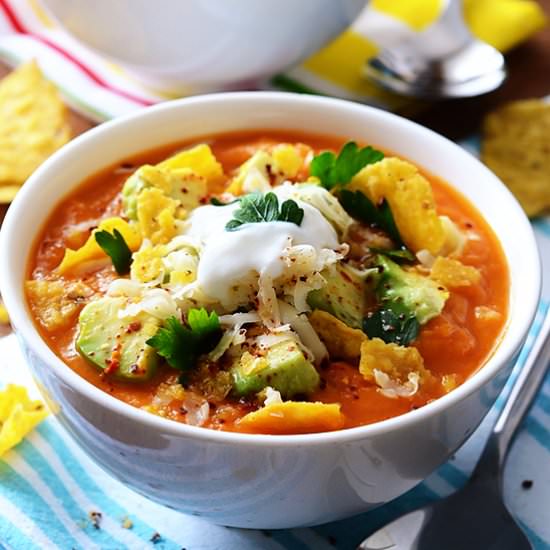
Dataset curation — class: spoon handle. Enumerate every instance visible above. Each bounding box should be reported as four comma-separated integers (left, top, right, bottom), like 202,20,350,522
474,306,550,477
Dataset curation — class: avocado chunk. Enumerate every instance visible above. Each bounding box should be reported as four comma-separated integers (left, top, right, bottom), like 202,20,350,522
363,255,449,346
231,338,320,399
375,255,448,324
307,263,369,329
76,296,161,382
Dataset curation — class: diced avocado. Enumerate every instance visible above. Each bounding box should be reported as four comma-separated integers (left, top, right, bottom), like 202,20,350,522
121,168,147,220
375,255,448,324
76,296,161,382
231,339,320,399
307,263,370,329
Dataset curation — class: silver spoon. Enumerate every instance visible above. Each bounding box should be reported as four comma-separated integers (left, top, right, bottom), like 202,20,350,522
358,307,550,550
364,0,507,99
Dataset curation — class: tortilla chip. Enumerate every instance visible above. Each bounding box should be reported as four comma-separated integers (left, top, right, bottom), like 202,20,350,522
130,242,167,284
137,187,179,245
0,302,8,324
157,144,224,185
270,144,304,178
482,99,550,217
0,61,70,191
359,337,430,386
441,373,459,393
349,158,445,254
0,185,20,204
0,384,48,456
309,309,366,361
57,217,141,275
26,279,93,331
238,401,345,434
430,256,481,288
139,165,207,212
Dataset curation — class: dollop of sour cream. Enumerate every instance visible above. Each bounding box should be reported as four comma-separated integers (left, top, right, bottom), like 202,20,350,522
184,187,341,305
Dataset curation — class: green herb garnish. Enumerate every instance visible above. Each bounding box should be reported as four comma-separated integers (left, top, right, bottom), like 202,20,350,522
94,228,132,275
369,248,415,264
362,301,419,346
225,192,304,231
210,196,241,206
146,309,222,373
339,189,406,248
310,141,384,190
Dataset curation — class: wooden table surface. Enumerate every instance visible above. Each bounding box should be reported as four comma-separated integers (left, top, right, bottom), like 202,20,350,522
0,0,549,335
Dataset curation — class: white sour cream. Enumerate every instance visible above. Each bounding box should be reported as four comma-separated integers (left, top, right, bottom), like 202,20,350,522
184,190,340,306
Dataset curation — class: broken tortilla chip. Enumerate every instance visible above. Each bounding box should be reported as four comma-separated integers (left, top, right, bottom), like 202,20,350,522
0,384,48,456
309,309,366,361
0,302,9,324
157,144,224,185
137,187,179,245
430,256,481,288
349,158,445,254
26,279,93,331
482,99,550,217
359,337,431,389
238,401,345,434
0,185,20,204
57,217,141,275
0,61,71,199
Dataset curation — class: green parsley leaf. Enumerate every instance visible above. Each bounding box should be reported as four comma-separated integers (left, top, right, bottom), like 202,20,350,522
310,141,384,189
362,301,419,346
146,309,222,373
187,308,221,338
94,228,132,275
279,198,305,224
225,192,304,231
339,189,405,247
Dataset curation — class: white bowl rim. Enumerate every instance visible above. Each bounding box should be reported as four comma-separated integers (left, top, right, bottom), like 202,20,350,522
0,91,541,447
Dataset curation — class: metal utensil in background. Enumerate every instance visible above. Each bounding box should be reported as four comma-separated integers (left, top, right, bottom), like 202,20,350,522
364,0,507,99
359,308,550,550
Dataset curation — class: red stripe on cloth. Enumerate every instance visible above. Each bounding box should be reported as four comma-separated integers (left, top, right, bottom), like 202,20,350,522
0,0,156,107
0,0,22,32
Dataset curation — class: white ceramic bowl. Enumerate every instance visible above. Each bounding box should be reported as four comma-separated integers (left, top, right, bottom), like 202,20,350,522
40,0,367,91
0,93,540,528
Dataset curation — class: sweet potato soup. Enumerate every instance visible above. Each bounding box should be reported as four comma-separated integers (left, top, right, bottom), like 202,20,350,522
26,131,508,434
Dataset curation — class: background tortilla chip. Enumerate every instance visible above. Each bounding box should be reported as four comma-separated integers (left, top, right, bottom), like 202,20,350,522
0,60,71,201
482,99,550,217
0,185,20,203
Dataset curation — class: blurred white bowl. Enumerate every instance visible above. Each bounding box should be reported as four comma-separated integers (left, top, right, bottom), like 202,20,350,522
40,0,367,91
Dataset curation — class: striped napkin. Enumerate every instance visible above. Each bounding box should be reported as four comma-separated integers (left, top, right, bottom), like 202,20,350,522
1,1,550,549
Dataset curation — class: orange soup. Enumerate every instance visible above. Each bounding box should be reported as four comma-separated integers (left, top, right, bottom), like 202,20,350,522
26,131,508,434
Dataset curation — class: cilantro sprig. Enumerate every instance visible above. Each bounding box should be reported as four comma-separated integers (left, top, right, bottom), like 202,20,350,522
225,192,304,231
310,141,384,190
94,229,132,275
146,308,222,373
